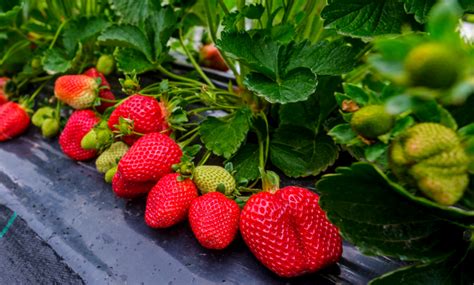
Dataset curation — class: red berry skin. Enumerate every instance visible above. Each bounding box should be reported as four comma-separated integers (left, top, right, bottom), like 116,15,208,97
118,132,182,182
188,192,240,250
0,94,7,105
112,170,156,199
54,75,98,109
240,186,342,278
145,173,198,228
59,110,100,161
0,102,30,141
108,95,165,145
200,44,229,72
83,67,115,113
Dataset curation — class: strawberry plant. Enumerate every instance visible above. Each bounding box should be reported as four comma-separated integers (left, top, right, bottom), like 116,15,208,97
0,0,473,283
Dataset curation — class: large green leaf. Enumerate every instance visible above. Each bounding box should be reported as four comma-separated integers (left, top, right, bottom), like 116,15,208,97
0,5,20,28
317,163,466,261
322,0,409,38
199,107,252,159
114,48,155,74
370,248,474,284
228,143,260,182
287,39,366,76
244,69,317,104
42,48,73,74
98,24,153,62
146,6,177,61
63,17,111,56
403,0,435,23
108,0,160,26
218,32,318,103
270,127,338,178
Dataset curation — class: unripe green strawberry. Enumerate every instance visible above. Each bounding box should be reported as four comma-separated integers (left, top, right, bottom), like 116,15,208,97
193,165,236,195
404,42,462,89
96,54,115,76
105,166,118,183
350,105,394,139
41,118,60,138
81,129,99,150
32,107,55,127
389,123,470,205
96,142,129,173
80,122,113,150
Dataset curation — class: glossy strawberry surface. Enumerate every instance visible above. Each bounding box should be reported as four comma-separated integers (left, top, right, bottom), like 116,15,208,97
112,170,155,199
240,186,342,277
145,173,198,228
108,95,165,145
0,102,30,141
59,110,100,160
188,192,240,250
83,67,115,113
118,132,182,182
54,75,98,109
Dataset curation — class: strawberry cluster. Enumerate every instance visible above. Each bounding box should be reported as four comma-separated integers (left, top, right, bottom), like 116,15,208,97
0,68,342,278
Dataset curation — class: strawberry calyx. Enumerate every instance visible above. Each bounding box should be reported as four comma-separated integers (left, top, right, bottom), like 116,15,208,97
119,73,141,95
260,169,280,194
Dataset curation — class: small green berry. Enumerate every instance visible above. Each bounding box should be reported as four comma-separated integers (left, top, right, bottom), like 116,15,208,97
351,105,394,139
41,118,60,138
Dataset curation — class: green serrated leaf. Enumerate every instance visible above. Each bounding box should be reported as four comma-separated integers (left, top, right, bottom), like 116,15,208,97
370,247,473,284
428,0,463,44
108,0,160,26
0,5,20,28
200,107,252,159
270,127,338,177
98,24,153,62
328,123,358,144
288,39,366,75
322,0,409,38
228,143,260,182
63,17,111,56
42,48,73,74
317,163,467,261
241,4,264,19
403,0,435,24
244,68,317,104
114,47,155,74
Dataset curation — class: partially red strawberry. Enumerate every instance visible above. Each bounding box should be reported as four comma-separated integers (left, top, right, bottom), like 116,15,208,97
54,75,99,109
118,132,182,182
0,102,30,141
108,95,165,145
59,110,100,160
188,192,240,250
83,67,115,113
157,101,171,135
112,170,155,199
0,77,9,105
240,186,342,277
145,173,198,228
200,44,229,72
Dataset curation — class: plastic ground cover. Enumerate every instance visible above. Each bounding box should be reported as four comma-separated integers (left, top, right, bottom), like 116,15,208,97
0,126,405,284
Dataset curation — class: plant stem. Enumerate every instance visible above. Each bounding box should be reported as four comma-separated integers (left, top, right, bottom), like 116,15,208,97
179,29,215,88
49,20,67,50
157,65,203,86
198,150,212,166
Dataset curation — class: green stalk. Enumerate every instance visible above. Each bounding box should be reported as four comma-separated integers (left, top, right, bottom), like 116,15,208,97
157,65,203,86
198,150,212,166
203,0,242,86
178,29,215,88
49,20,67,49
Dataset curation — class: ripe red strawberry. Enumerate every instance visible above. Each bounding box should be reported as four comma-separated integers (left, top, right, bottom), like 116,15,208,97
118,132,182,182
0,102,30,141
145,173,198,228
200,44,228,72
55,75,99,109
108,95,166,145
112,170,155,199
188,192,240,250
83,67,115,113
59,110,100,160
240,186,342,277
